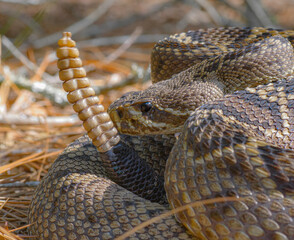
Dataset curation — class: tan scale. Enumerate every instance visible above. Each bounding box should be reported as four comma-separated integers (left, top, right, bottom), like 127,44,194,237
28,32,196,240
29,28,294,240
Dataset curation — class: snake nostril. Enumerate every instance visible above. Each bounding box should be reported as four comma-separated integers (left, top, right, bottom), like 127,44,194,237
116,108,123,119
131,119,136,126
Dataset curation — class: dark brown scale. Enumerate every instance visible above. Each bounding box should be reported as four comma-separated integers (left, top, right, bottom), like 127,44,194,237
29,33,196,239
166,77,294,239
29,28,294,240
152,27,294,82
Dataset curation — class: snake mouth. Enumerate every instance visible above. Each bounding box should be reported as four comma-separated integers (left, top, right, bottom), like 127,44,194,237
108,106,140,134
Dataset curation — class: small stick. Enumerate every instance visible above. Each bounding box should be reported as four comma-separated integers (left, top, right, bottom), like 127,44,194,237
0,181,40,188
1,36,54,81
0,113,79,125
105,27,143,63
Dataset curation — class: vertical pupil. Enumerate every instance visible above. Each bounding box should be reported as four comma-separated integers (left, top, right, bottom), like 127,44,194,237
141,102,152,112
117,109,123,118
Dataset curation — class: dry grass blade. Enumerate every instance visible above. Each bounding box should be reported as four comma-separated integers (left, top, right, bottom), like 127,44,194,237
194,0,224,25
0,151,63,175
0,114,79,125
0,226,24,240
30,51,51,82
105,27,143,63
1,36,53,81
115,197,241,240
0,199,9,211
1,1,293,239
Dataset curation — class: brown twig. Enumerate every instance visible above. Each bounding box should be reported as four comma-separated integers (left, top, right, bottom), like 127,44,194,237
0,113,79,125
194,0,224,26
245,0,276,27
94,64,150,94
0,226,23,240
0,150,63,175
0,69,68,106
1,36,54,81
0,182,39,188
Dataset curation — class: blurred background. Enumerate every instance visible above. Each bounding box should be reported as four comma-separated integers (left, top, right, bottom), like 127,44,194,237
0,0,294,239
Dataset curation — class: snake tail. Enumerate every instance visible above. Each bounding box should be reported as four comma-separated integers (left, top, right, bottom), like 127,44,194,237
30,28,294,240
56,32,166,203
57,32,120,152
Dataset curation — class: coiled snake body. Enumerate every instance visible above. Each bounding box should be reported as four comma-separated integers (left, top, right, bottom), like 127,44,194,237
29,28,294,240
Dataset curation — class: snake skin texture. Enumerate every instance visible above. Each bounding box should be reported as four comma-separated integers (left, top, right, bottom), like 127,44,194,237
29,28,294,240
151,27,294,82
29,135,194,239
165,78,294,239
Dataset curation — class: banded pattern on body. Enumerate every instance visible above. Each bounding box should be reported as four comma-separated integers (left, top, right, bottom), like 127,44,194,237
165,78,294,239
28,32,194,240
109,27,294,239
29,28,294,240
152,27,294,82
109,30,294,136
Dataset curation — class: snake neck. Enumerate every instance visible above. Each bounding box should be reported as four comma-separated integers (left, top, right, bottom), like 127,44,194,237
101,140,167,204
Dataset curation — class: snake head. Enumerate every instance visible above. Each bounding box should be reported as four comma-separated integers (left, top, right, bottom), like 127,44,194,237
108,78,223,135
108,85,186,135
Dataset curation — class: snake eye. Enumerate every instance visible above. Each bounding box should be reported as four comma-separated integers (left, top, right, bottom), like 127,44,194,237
140,102,152,113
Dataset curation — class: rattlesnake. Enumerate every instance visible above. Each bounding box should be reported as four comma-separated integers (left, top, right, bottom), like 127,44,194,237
29,27,294,240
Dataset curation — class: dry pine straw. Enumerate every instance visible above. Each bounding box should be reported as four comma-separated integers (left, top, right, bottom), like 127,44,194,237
0,122,84,239
1,0,294,238
0,34,153,238
0,86,123,239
